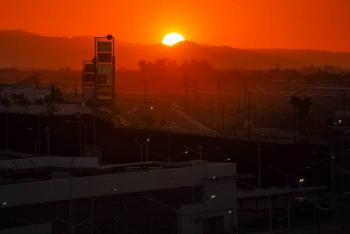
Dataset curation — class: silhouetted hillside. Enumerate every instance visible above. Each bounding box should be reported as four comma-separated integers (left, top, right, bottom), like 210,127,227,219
1,30,350,70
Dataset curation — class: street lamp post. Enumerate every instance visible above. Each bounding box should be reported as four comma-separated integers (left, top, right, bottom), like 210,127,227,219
203,194,217,234
297,153,317,187
266,165,310,233
148,105,154,128
135,137,150,162
258,142,262,189
298,150,338,211
181,146,221,233
5,112,9,151
255,133,265,190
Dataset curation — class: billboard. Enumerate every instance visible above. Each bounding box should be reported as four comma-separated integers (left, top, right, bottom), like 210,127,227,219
97,53,112,63
84,63,96,73
97,42,112,52
83,61,96,98
94,36,115,102
82,36,115,103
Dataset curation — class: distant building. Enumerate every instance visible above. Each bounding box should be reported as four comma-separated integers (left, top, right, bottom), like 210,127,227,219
0,84,91,115
0,84,50,103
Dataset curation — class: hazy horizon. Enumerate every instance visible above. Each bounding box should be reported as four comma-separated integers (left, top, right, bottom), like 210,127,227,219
1,0,350,52
1,29,350,53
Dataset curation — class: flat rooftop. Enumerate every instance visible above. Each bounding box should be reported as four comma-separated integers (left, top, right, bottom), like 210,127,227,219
0,151,235,186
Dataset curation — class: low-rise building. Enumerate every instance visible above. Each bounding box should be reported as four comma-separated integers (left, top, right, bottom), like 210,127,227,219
0,84,50,103
0,156,237,234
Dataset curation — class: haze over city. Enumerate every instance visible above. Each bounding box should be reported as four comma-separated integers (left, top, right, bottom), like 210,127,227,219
1,1,350,234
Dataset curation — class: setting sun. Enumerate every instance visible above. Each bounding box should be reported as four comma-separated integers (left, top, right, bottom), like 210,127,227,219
162,33,185,46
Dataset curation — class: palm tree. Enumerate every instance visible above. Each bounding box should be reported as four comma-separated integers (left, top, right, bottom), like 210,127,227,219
290,96,312,141
49,84,63,103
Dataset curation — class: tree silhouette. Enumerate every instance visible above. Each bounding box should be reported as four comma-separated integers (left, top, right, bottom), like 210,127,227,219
48,84,63,103
137,60,147,72
290,95,312,136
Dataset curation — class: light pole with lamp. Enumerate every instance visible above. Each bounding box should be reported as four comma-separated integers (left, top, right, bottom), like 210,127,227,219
135,137,151,162
5,112,9,151
185,145,221,186
147,105,154,128
257,133,265,189
184,145,221,233
266,165,310,232
297,150,337,210
202,193,217,234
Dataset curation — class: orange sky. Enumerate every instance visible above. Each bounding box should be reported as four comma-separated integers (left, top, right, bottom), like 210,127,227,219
1,0,350,51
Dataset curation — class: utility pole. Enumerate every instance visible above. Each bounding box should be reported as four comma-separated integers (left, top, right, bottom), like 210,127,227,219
38,114,41,156
78,116,82,157
217,78,223,131
193,80,198,119
193,80,198,106
244,87,252,138
198,145,203,160
6,112,9,151
93,117,96,152
46,127,50,156
146,138,149,161
248,91,251,138
209,101,213,129
266,165,311,233
183,82,189,113
331,150,336,210
135,138,151,162
167,132,170,158
269,195,272,233
343,90,346,124
143,81,148,106
217,78,222,105
258,142,261,189
90,198,95,234
83,124,87,156
222,103,225,132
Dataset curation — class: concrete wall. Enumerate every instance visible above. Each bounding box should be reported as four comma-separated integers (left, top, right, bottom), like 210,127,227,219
0,224,51,234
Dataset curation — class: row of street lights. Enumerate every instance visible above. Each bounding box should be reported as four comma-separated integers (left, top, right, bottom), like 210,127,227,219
135,137,151,162
135,136,223,163
24,114,96,157
137,140,316,234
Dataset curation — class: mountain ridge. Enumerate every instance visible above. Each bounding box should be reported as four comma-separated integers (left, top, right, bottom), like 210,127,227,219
0,30,349,70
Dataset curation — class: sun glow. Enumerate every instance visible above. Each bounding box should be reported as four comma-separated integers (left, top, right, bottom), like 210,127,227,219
162,32,185,46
